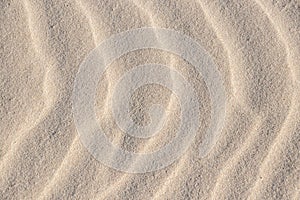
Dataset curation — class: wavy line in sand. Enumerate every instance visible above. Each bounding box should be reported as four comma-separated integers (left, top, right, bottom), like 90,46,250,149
98,0,231,198
74,0,98,46
0,1,65,199
254,0,299,85
197,0,296,198
36,0,101,198
96,2,181,198
248,90,300,199
90,1,225,198
98,0,232,197
0,0,59,167
210,115,263,198
245,1,300,198
2,0,298,199
36,1,173,198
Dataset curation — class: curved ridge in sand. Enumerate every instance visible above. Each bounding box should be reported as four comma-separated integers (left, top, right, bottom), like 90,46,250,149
0,0,299,199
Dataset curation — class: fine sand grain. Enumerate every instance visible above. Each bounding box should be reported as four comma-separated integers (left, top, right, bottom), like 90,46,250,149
0,0,299,199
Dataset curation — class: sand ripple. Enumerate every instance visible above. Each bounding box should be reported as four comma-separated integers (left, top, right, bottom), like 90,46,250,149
0,0,299,199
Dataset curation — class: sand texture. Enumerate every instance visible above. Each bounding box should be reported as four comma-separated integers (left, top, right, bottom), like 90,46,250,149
0,0,299,199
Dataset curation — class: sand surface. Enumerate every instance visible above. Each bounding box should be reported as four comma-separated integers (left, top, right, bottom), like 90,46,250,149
1,0,299,199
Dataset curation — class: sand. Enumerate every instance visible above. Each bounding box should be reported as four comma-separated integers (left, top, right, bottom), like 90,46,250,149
0,0,299,199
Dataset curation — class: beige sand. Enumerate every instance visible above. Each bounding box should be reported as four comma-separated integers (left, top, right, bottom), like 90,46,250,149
0,0,299,199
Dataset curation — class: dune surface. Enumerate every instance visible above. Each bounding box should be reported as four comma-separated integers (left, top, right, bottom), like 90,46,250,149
0,0,299,199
